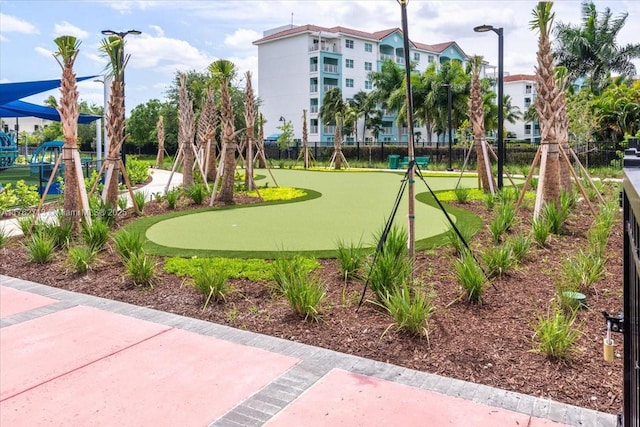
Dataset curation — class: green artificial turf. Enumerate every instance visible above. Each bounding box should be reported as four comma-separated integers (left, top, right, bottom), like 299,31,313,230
130,169,492,259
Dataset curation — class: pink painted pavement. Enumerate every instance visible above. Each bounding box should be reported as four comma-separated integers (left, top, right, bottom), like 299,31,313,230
1,326,299,426
0,285,57,318
267,369,571,427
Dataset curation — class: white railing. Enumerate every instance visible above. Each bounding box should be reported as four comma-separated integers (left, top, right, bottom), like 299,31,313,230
380,53,393,61
310,64,318,72
324,125,336,134
324,85,338,92
310,105,318,113
310,84,318,93
310,126,319,134
323,64,338,73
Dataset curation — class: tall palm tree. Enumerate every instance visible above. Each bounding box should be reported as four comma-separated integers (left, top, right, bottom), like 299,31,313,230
319,88,347,169
155,115,165,168
243,70,256,191
468,55,494,192
210,59,238,203
369,59,405,141
351,90,373,145
554,1,640,94
178,73,195,187
531,1,561,211
100,35,128,208
554,66,573,192
52,35,87,229
197,86,218,181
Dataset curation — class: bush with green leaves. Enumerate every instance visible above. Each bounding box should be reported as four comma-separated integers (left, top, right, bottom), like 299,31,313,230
532,303,582,360
561,249,606,292
165,188,181,209
532,217,551,247
453,187,471,203
367,225,411,304
84,170,103,194
24,233,55,264
271,255,317,294
14,180,40,210
118,195,129,211
454,250,487,304
542,202,567,235
17,215,35,236
281,273,326,322
125,157,150,185
508,232,532,263
446,222,473,256
0,226,8,249
336,238,365,282
82,219,110,252
190,260,230,311
44,220,73,249
382,285,435,337
89,196,117,226
482,244,514,278
0,183,17,214
186,183,207,205
113,229,145,261
67,245,96,274
484,192,496,211
133,191,147,213
126,252,157,287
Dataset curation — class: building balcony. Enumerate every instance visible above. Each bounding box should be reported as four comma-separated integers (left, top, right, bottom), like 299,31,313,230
324,85,338,92
310,126,319,134
324,125,336,134
310,85,318,93
310,105,318,113
309,43,341,54
310,64,318,72
323,64,338,74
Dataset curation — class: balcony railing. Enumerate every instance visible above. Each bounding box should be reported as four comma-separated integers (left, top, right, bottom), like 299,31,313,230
380,53,394,61
310,126,319,134
310,84,318,93
323,125,336,134
324,85,338,92
323,64,338,73
310,105,318,113
309,43,341,53
310,64,318,72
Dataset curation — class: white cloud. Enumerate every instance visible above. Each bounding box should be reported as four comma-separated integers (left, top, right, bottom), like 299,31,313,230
34,46,53,58
0,13,39,34
53,21,89,39
126,34,213,73
148,25,164,37
224,29,261,50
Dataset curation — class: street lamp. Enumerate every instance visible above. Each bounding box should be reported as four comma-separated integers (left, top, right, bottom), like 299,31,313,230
101,29,141,168
442,83,453,171
474,24,504,190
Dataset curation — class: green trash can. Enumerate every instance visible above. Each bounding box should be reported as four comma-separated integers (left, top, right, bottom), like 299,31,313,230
388,154,400,169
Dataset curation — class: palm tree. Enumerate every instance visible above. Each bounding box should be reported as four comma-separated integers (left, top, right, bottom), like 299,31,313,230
210,59,237,203
100,35,128,208
554,1,640,94
531,1,561,212
196,86,218,181
369,59,405,141
155,115,165,168
468,55,494,192
243,71,256,191
178,74,195,187
320,88,348,170
351,90,373,145
52,35,88,229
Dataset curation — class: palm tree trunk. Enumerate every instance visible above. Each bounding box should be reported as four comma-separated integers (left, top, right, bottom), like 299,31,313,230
217,142,236,202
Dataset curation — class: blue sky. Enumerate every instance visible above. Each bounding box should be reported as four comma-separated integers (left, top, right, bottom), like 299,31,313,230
1,0,638,115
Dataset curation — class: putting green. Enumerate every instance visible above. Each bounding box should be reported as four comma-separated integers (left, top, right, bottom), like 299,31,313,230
144,169,479,255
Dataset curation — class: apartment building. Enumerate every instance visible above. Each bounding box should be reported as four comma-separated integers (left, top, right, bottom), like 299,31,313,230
253,24,468,145
503,74,540,143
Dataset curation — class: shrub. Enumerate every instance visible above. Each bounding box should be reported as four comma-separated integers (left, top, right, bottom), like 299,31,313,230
587,222,610,256
25,233,55,264
17,214,35,236
482,244,514,278
190,261,230,311
281,273,326,321
454,250,487,304
0,226,8,249
0,183,17,214
125,157,150,185
186,183,208,205
542,202,567,235
532,303,582,360
133,191,147,213
271,255,316,294
382,285,435,337
532,217,551,247
561,249,606,292
89,196,117,226
118,195,129,211
484,192,496,211
165,188,181,209
453,187,470,203
336,238,365,282
367,225,411,303
14,180,40,210
82,219,110,252
46,219,73,249
446,222,473,256
67,245,96,274
508,232,532,263
113,229,145,261
126,252,157,287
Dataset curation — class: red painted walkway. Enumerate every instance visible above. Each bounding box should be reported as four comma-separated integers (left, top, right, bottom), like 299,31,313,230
0,281,612,426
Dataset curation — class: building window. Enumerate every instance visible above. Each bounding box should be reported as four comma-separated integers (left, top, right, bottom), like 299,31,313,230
524,97,531,108
428,55,435,63
364,61,372,71
345,59,354,68
346,78,354,88
524,124,531,135
364,42,372,52
414,52,420,61
365,80,372,90
345,39,354,49
525,84,533,94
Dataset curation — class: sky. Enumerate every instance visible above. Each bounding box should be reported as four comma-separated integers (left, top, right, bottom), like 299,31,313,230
1,0,639,115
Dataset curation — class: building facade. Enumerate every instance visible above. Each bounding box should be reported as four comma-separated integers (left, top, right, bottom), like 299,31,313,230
253,24,468,145
503,74,540,143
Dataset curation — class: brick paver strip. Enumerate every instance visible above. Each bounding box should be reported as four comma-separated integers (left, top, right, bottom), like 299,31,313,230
0,285,57,318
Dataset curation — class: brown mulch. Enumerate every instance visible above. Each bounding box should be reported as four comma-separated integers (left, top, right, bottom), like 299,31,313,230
0,194,624,415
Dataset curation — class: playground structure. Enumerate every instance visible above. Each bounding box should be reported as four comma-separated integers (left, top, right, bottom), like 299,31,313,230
0,132,18,169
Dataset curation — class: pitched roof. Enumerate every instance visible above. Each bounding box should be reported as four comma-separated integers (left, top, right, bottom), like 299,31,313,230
504,74,536,82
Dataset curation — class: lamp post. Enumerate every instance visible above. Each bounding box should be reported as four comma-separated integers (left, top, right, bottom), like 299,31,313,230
474,24,504,190
442,83,453,171
101,29,141,169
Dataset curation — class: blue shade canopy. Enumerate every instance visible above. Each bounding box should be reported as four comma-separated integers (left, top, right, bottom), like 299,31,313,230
0,100,100,124
0,76,96,105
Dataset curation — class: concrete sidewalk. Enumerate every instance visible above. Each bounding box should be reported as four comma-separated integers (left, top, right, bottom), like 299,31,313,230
0,275,616,427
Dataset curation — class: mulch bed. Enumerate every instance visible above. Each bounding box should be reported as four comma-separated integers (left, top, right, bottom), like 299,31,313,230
0,194,624,415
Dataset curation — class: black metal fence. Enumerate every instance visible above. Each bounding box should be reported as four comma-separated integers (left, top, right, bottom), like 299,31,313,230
621,145,640,427
263,142,622,169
